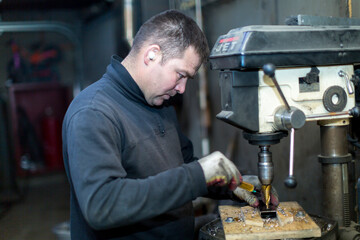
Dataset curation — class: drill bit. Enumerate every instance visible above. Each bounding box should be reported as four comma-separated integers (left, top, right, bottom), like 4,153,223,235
262,184,271,209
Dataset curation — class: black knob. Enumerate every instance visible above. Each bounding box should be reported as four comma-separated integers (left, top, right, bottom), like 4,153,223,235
284,176,297,188
350,106,360,118
263,63,276,78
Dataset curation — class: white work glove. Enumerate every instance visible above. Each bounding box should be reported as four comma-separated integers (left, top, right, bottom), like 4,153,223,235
233,175,279,207
198,151,241,191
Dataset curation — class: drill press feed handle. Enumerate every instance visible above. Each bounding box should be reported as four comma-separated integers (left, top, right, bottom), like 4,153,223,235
263,63,291,111
338,70,354,94
274,106,306,131
263,63,306,131
285,128,297,188
262,64,303,188
263,63,276,78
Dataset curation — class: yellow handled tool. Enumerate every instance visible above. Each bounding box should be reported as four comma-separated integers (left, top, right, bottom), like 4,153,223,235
238,181,257,193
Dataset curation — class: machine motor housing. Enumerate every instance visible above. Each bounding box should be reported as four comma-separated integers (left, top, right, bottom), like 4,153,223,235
211,25,360,133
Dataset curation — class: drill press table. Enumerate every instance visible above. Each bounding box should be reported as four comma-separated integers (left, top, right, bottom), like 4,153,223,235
218,202,321,240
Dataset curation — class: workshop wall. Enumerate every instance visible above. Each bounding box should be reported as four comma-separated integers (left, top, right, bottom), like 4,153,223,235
81,0,169,88
82,11,119,88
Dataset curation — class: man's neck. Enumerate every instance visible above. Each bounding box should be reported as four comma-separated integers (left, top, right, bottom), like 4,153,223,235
121,56,144,92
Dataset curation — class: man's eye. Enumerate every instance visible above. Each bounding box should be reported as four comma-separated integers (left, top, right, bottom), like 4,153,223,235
178,73,185,79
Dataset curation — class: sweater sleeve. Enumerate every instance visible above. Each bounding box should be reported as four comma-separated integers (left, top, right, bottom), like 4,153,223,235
65,108,208,230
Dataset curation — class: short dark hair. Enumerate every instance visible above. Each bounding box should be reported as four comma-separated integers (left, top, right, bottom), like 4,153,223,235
131,10,209,64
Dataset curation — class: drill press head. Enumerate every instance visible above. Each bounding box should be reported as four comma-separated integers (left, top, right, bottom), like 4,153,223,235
209,25,358,133
209,25,360,204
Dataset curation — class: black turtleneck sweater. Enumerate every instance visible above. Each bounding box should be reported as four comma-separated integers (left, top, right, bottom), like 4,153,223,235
62,55,208,239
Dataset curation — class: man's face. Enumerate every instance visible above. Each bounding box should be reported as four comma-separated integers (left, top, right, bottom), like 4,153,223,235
143,46,201,106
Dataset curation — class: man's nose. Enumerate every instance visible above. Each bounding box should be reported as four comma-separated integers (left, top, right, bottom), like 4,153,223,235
174,78,187,94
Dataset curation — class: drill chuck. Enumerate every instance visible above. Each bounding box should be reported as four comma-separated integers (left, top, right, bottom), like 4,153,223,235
258,146,274,185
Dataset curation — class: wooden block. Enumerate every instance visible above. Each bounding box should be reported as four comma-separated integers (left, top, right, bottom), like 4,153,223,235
219,201,321,240
241,206,263,227
276,205,294,227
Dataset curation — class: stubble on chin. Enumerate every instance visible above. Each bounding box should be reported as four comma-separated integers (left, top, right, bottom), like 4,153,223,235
149,97,163,106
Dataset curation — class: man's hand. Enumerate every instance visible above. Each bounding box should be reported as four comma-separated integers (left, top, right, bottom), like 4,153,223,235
198,151,241,191
233,175,279,207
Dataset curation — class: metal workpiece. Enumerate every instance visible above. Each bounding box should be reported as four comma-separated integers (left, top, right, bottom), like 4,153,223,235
274,106,306,131
258,145,274,186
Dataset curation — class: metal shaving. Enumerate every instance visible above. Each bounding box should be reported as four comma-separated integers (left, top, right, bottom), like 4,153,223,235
277,206,286,216
296,211,305,218
251,208,258,218
263,217,278,229
238,212,245,222
326,223,332,231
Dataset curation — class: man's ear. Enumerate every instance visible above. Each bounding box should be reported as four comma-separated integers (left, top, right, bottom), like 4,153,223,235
148,51,156,60
144,45,161,65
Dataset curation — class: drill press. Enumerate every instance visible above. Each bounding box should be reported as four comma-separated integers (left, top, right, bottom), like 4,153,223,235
209,24,360,221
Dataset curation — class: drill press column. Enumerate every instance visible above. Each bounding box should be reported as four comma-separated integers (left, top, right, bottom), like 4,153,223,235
318,119,352,227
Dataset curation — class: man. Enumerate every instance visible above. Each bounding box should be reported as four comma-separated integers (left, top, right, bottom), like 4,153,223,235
62,9,277,239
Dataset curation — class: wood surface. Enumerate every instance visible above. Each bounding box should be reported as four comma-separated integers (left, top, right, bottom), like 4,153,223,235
219,201,321,240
